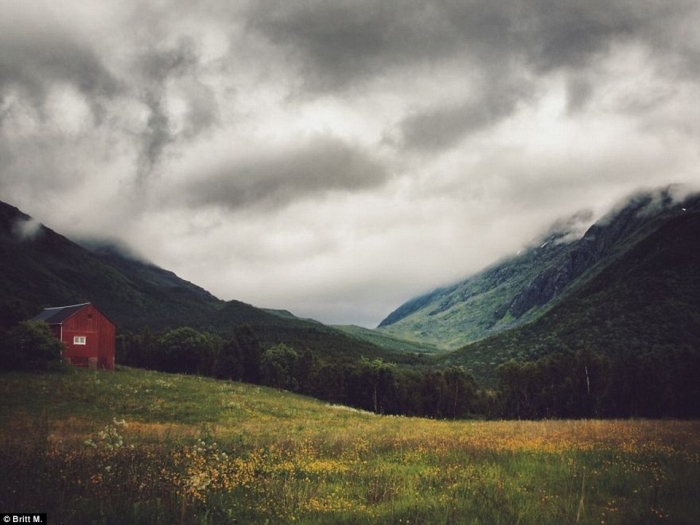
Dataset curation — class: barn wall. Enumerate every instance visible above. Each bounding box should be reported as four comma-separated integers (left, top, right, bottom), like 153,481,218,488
61,304,115,370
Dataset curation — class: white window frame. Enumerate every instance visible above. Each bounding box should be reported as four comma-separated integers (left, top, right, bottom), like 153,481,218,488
73,336,87,345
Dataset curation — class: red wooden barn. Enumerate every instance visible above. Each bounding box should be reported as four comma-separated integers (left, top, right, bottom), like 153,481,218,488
30,303,116,370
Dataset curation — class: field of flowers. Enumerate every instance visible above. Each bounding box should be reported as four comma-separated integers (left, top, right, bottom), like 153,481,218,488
1,367,699,524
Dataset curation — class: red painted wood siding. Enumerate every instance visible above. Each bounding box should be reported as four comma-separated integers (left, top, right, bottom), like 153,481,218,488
60,304,115,370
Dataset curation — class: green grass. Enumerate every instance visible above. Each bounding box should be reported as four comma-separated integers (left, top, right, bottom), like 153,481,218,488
332,324,442,354
1,367,699,524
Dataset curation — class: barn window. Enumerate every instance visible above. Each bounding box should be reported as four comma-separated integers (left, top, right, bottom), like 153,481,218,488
74,336,87,345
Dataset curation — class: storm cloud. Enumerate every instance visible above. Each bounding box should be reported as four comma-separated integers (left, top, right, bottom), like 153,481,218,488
1,0,699,325
0,25,120,113
172,136,391,211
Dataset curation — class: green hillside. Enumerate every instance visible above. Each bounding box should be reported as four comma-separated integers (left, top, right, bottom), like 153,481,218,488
378,189,700,350
332,324,441,354
442,212,700,390
377,243,570,349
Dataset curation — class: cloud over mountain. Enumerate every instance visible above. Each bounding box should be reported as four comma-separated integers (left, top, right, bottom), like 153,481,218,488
1,0,699,325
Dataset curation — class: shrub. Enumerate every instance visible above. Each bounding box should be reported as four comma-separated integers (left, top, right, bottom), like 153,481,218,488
0,321,65,371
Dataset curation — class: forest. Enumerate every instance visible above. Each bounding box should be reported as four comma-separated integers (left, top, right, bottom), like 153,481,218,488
3,319,699,420
109,324,700,419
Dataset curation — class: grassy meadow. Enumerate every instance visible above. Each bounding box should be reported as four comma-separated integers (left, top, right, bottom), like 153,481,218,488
1,367,699,524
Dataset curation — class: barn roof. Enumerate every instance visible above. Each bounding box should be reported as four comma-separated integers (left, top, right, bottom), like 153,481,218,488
30,303,91,325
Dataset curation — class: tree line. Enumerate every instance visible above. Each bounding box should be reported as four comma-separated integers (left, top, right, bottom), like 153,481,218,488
114,324,700,419
116,325,481,419
496,346,700,419
3,321,699,419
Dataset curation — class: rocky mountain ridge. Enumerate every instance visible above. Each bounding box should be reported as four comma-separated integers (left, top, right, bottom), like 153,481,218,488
378,187,700,349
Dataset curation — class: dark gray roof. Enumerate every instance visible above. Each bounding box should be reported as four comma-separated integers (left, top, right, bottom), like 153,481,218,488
29,303,90,325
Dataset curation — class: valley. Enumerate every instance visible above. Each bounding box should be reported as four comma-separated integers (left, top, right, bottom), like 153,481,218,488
2,187,700,419
2,188,700,523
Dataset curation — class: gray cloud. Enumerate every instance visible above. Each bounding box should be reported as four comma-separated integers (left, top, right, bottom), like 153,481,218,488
12,216,43,241
175,136,391,211
249,1,406,92
250,0,700,149
138,93,173,180
398,76,536,151
0,6,221,187
399,100,504,152
1,0,699,326
565,74,595,114
516,1,636,72
138,37,200,84
248,1,654,86
0,26,120,124
134,37,219,180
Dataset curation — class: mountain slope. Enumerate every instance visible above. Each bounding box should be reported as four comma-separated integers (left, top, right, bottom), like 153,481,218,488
0,200,413,362
332,324,440,354
378,188,700,350
441,209,700,386
0,200,235,329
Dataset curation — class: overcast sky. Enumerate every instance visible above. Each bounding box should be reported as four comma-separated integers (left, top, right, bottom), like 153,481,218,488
2,0,699,326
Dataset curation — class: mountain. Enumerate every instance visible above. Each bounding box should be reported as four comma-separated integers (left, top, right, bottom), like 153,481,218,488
332,324,440,354
0,200,414,362
1,200,228,329
378,187,700,350
441,206,700,388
